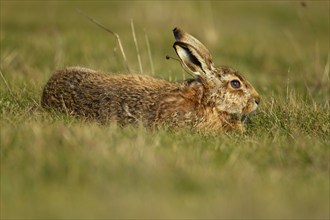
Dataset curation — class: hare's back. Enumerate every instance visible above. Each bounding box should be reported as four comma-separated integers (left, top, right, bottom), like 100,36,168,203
50,66,171,88
41,67,175,123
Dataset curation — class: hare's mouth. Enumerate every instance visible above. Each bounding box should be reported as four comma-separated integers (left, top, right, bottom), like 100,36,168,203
231,113,246,122
240,114,248,123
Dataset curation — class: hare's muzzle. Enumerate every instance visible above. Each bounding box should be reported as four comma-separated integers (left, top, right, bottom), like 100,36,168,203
240,95,260,123
250,91,261,112
254,96,261,106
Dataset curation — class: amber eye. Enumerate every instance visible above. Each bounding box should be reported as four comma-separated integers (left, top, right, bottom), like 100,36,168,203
230,80,241,89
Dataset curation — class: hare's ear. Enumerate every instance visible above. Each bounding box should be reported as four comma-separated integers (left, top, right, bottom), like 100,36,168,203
173,28,215,81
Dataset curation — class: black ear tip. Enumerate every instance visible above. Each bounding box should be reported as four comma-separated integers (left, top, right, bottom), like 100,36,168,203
173,27,183,39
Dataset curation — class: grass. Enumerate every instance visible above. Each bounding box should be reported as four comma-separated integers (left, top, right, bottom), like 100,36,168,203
1,1,329,219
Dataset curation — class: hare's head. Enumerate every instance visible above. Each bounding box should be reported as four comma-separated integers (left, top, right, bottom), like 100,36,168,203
173,28,260,121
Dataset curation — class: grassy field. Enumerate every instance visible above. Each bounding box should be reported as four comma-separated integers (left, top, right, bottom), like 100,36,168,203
1,1,329,219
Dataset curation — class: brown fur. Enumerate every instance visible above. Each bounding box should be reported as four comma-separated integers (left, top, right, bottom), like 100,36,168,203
41,28,260,133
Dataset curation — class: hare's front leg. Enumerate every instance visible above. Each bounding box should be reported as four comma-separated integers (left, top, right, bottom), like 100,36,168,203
223,120,245,133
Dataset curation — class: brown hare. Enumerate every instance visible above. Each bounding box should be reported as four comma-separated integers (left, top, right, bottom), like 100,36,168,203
41,28,260,133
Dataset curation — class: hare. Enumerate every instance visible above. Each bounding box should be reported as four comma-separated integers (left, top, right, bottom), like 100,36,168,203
41,27,260,133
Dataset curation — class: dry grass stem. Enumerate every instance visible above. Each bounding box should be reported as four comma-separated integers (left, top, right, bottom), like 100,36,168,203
75,8,131,73
0,70,18,105
131,19,143,73
144,29,155,75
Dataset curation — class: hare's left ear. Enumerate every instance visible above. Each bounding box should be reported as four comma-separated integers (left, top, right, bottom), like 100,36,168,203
173,27,215,82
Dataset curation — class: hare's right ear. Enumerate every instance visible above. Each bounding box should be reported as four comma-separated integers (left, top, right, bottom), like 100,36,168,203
172,28,215,83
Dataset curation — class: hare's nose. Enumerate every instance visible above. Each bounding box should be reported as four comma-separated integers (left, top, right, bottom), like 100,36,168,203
254,96,261,105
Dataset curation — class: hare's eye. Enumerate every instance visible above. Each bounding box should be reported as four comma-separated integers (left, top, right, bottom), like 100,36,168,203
230,80,241,89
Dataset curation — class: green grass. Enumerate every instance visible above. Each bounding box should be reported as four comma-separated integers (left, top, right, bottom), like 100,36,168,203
1,1,329,219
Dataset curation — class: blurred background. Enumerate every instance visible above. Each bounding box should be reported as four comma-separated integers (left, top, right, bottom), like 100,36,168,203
1,1,329,101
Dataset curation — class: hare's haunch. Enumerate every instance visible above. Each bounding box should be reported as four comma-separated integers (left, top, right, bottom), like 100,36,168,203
41,28,260,133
